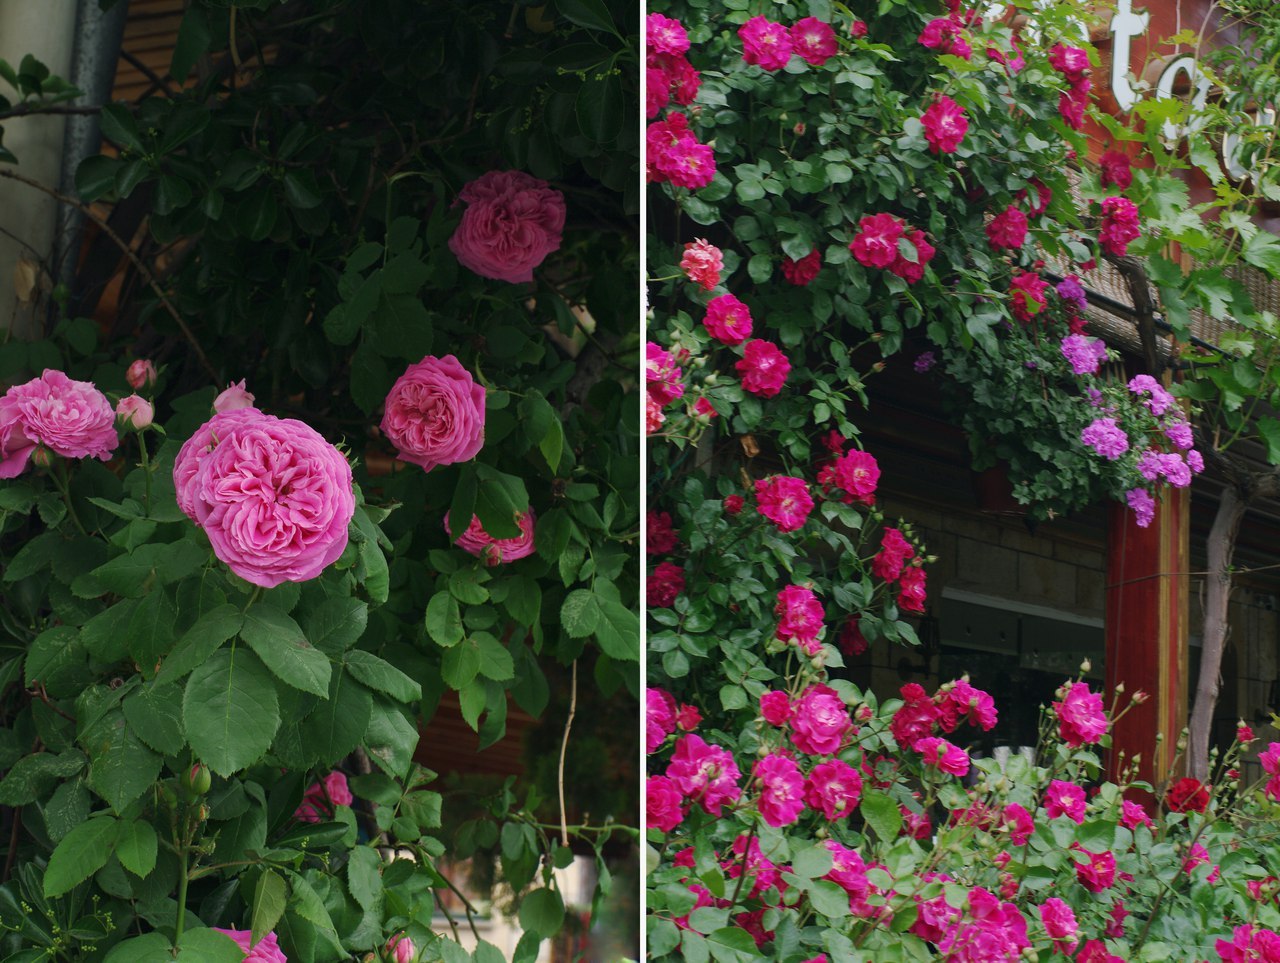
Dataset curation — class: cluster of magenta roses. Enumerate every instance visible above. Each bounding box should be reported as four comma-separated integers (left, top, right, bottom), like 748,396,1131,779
647,653,1280,961
647,440,929,656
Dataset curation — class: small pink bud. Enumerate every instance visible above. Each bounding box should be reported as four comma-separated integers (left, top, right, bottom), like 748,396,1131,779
116,394,154,430
793,122,807,136
387,934,416,963
31,447,53,469
213,379,255,413
850,20,867,38
1132,690,1149,704
126,358,157,391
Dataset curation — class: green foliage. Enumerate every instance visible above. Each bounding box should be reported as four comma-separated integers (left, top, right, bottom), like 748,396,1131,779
0,0,639,959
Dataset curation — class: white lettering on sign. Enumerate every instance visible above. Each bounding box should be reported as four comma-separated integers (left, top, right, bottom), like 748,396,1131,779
1109,0,1152,111
1154,54,1212,138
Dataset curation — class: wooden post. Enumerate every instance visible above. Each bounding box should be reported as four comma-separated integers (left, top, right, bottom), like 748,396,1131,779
1104,487,1188,785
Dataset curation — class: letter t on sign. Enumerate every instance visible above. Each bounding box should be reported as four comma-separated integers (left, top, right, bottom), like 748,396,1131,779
1109,0,1150,112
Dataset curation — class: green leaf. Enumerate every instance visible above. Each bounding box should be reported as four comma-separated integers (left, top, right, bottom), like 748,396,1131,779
252,870,288,948
76,155,120,202
594,596,639,660
237,189,279,241
860,789,902,841
576,72,623,143
706,927,762,963
84,710,162,813
518,886,565,937
807,878,851,917
561,589,600,637
556,0,615,32
791,844,835,879
1260,417,1280,464
0,751,85,806
474,463,529,539
442,638,481,689
242,605,332,697
449,567,490,604
308,665,372,764
347,846,383,912
4,531,58,582
126,588,179,675
425,591,464,647
344,650,421,702
364,699,420,775
176,928,245,963
285,872,344,951
104,933,173,963
170,5,211,83
122,685,186,756
183,647,281,776
116,819,158,879
43,816,118,898
474,632,514,681
156,605,244,685
100,103,143,152
302,597,368,655
24,626,83,694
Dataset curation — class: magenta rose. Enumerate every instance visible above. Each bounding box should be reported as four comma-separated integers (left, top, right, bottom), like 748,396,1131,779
443,510,535,566
0,370,118,478
647,775,685,832
294,770,354,823
381,355,486,472
172,407,267,520
188,414,355,588
448,170,566,283
212,929,287,963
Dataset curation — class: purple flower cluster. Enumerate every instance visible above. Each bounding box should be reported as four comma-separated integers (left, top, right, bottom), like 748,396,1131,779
1059,334,1107,375
1137,450,1193,488
1128,375,1174,416
1081,418,1129,460
1056,274,1088,316
914,351,937,374
1127,488,1156,527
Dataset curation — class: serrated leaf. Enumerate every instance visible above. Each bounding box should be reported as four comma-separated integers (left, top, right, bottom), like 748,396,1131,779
183,647,280,776
425,591,464,647
347,846,383,912
242,605,331,697
156,604,243,685
43,816,118,897
0,751,85,806
84,709,162,812
344,650,421,702
122,685,186,755
860,789,902,841
302,597,368,656
251,870,287,947
116,819,158,878
474,632,514,681
519,886,565,937
308,665,372,764
560,589,600,637
593,596,638,660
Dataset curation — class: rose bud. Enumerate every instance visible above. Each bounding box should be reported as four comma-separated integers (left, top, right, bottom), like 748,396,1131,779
126,358,157,391
213,379,255,413
116,394,154,430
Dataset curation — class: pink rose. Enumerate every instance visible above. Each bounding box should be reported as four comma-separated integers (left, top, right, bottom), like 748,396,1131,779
739,16,793,71
647,688,678,753
850,213,904,269
781,250,822,286
920,94,968,154
888,228,934,284
1099,150,1133,190
666,734,741,816
1040,897,1078,952
775,584,825,653
1074,846,1116,892
897,566,927,613
448,170,565,283
703,293,753,345
647,113,716,190
387,933,417,963
791,683,852,755
115,394,154,430
188,414,355,587
1099,195,1141,256
647,13,690,55
1009,269,1049,322
760,690,792,726
381,355,485,472
871,527,914,581
648,561,685,607
804,758,862,819
444,510,535,566
0,370,118,478
791,18,837,66
681,238,722,290
914,736,970,776
753,753,806,826
1053,681,1108,747
126,358,157,391
986,204,1028,250
213,378,255,413
212,929,287,963
1045,779,1087,823
295,770,354,823
735,340,790,398
647,511,679,555
647,775,685,832
755,475,813,533
172,407,266,520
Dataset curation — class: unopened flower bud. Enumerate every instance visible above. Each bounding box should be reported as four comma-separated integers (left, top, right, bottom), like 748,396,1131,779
387,934,417,963
1133,690,1149,704
704,372,718,386
31,447,53,469
126,359,157,391
1079,658,1091,674
116,394,154,430
793,122,806,136
213,379,255,414
850,20,868,38
182,763,212,797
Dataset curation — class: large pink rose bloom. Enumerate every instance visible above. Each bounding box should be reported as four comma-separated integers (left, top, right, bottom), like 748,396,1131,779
212,929,287,963
0,370,118,478
448,170,566,283
173,407,267,520
381,355,485,472
1052,681,1108,747
189,415,355,588
443,510,535,566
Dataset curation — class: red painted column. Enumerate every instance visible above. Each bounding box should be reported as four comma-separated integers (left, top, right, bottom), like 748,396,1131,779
1104,487,1188,785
